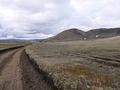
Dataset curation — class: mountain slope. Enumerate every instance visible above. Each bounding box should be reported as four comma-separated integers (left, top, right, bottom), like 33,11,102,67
44,28,86,42
86,28,120,39
43,28,120,42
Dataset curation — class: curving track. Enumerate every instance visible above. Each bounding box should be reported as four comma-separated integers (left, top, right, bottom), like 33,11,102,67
0,47,57,90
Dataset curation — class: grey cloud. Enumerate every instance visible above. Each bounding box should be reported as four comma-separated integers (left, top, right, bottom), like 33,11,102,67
0,0,120,39
0,24,3,29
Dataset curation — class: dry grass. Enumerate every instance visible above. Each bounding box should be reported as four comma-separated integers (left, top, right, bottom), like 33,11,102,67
0,41,29,50
26,37,120,90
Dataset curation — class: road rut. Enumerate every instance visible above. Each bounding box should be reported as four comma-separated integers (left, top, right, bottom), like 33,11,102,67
0,47,57,90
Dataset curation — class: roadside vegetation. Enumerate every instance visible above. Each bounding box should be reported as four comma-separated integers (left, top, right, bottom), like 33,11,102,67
26,36,120,90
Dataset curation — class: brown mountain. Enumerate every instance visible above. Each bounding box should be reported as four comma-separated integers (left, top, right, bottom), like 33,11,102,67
43,28,120,42
43,28,86,42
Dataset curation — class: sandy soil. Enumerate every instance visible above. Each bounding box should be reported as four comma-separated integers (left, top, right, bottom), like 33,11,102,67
0,47,57,90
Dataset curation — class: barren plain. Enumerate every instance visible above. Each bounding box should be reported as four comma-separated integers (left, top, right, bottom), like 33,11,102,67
0,36,120,90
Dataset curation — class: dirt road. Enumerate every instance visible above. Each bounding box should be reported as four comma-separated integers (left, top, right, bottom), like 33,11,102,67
0,47,57,90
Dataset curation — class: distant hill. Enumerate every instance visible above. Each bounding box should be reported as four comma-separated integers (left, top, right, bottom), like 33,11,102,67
1,39,42,42
86,28,120,39
43,28,120,42
43,28,86,42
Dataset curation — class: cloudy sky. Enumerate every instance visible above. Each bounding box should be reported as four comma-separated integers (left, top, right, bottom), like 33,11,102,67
0,0,120,39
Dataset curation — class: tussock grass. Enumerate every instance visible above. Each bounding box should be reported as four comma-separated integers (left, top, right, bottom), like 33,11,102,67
26,37,120,90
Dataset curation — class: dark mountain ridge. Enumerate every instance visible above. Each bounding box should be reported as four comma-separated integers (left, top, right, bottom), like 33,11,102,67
86,28,120,39
43,28,120,42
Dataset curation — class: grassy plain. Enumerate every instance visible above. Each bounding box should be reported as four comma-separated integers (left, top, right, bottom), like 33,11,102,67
0,41,28,50
26,36,120,90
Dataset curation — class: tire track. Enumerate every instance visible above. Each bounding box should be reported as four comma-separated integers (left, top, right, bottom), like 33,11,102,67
0,48,24,90
0,49,19,76
0,47,58,90
21,50,58,90
58,51,120,68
